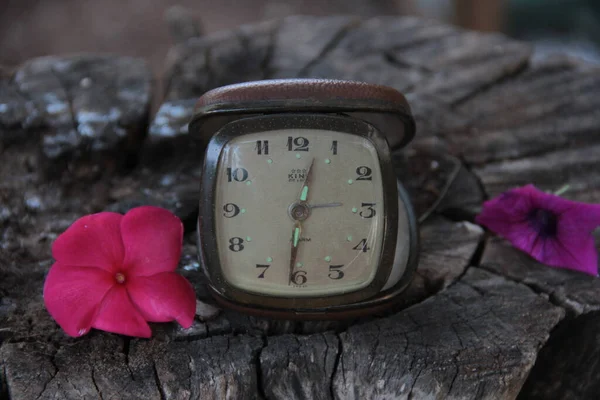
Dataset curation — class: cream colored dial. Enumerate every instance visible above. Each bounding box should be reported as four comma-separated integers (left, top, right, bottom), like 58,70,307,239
215,129,385,297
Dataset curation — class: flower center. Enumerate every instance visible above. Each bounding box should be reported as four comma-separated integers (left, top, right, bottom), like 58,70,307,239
115,272,126,284
528,208,558,238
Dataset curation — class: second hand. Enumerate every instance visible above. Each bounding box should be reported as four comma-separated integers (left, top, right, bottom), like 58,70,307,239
310,202,343,209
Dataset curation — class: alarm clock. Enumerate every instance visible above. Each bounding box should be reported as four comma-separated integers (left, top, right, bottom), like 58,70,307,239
191,79,418,319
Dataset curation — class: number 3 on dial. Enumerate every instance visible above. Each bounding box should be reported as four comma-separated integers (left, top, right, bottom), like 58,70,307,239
359,203,376,218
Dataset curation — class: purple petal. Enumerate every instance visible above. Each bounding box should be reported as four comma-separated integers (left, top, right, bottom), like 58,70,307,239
560,203,600,233
531,235,598,276
477,185,539,254
477,184,600,276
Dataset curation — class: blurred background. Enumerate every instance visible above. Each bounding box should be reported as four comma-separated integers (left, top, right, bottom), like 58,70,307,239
1,0,599,73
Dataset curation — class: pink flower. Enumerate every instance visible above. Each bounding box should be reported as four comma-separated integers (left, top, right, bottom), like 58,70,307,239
476,184,600,276
43,206,196,338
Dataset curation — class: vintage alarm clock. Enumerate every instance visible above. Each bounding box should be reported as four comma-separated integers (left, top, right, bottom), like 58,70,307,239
191,79,418,319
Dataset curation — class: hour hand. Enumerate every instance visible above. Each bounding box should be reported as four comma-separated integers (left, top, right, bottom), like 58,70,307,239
289,221,301,285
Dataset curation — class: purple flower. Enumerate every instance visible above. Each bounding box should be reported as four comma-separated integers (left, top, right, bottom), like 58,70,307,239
476,184,600,276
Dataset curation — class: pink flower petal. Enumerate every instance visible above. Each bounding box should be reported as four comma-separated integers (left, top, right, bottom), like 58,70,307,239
127,272,196,328
52,212,124,273
92,285,151,338
43,262,115,337
120,206,183,277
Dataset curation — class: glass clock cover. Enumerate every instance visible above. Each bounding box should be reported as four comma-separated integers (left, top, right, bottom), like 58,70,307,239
214,129,386,297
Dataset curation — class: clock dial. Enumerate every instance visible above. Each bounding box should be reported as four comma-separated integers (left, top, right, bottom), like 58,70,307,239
214,129,385,297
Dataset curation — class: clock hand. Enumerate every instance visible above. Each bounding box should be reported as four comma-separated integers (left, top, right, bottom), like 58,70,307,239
289,158,314,285
298,157,315,201
310,202,343,209
289,221,301,285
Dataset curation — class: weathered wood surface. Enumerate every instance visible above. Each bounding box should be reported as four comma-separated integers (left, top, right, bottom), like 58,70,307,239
1,15,600,400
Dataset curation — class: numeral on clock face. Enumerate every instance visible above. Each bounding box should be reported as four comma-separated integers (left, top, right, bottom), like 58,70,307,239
256,264,270,278
227,168,249,182
223,203,240,218
352,239,370,252
287,136,310,151
359,203,376,218
255,140,269,155
291,270,307,285
328,265,344,280
228,237,244,252
356,166,372,181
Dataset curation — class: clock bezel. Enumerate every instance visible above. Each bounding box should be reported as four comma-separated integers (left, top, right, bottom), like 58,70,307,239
198,113,408,311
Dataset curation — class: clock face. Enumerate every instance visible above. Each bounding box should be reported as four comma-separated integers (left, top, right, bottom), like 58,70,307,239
214,128,385,297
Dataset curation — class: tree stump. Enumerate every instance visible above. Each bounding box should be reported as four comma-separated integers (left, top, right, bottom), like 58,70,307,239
2,15,600,400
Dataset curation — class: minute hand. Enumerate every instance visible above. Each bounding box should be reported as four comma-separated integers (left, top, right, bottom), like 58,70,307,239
298,158,316,201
